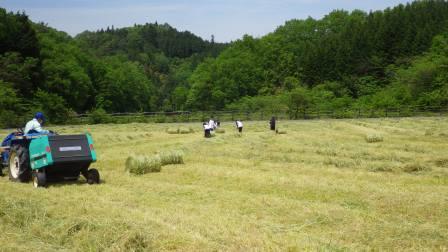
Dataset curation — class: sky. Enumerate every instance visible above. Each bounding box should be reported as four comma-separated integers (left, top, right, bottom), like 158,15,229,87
1,0,413,42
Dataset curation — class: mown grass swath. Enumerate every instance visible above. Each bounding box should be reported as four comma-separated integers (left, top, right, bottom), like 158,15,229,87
1,118,447,250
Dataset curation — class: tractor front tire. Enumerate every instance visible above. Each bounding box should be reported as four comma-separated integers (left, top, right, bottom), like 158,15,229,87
87,168,100,184
32,169,47,188
8,145,31,182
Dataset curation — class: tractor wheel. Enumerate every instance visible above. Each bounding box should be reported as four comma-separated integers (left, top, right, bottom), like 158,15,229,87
8,145,31,182
32,169,46,188
87,168,100,184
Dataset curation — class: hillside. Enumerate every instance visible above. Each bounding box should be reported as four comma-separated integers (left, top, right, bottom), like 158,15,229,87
1,1,448,127
0,9,226,127
187,0,448,111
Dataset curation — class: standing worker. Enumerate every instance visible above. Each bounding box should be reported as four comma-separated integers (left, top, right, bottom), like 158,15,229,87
235,120,243,133
270,116,276,131
209,118,216,131
203,122,212,138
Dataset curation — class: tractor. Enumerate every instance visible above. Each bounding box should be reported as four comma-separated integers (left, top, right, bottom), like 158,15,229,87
1,131,100,188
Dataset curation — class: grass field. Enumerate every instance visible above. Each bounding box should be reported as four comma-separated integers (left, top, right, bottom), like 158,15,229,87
1,117,448,251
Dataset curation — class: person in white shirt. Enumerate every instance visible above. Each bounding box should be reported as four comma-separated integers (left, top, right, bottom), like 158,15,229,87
24,112,50,135
235,120,243,133
208,119,216,130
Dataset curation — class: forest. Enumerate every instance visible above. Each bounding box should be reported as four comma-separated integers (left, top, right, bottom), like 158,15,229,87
1,0,448,127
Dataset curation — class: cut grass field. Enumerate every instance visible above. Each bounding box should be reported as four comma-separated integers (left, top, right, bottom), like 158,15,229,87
1,117,448,251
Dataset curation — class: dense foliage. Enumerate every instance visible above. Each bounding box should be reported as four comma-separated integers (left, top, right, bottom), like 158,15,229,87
187,0,448,112
0,8,225,127
1,1,448,127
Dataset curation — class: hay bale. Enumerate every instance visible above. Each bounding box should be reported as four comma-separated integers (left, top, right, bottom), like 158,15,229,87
125,155,162,175
179,127,194,134
159,150,184,165
424,129,434,136
215,128,225,134
365,134,383,143
166,128,179,134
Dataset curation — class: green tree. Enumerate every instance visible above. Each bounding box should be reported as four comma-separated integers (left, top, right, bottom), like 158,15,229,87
286,87,310,119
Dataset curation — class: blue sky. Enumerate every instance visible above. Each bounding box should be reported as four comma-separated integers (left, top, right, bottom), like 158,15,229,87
1,0,412,42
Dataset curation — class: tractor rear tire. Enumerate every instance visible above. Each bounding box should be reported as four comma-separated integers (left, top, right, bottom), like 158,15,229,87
8,144,31,182
32,169,46,188
87,168,100,184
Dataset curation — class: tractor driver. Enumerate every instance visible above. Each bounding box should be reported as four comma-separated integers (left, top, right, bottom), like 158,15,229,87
24,112,51,135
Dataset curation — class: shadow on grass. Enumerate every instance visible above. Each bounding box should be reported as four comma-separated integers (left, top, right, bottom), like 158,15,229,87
46,179,106,188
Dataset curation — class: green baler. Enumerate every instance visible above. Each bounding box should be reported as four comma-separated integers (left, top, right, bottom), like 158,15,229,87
2,133,100,188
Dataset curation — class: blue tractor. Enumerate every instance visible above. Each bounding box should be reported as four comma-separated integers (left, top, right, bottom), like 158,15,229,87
1,130,100,188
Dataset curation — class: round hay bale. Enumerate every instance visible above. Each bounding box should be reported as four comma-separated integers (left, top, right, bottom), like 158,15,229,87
365,134,383,143
166,128,179,134
215,128,225,134
179,127,192,134
125,155,162,175
159,150,184,165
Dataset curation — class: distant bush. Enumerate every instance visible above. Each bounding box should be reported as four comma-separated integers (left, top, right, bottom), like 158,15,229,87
365,134,383,143
154,116,166,123
34,90,71,124
88,108,112,124
125,155,162,175
159,150,184,165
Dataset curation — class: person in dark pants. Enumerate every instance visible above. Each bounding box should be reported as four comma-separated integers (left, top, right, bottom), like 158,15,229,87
270,116,276,131
203,122,211,138
235,120,243,133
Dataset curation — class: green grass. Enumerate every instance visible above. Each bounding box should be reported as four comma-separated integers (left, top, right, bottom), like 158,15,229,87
1,118,448,251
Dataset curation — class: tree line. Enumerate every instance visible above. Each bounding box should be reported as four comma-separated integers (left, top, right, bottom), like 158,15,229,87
187,0,448,113
0,8,225,127
1,0,448,127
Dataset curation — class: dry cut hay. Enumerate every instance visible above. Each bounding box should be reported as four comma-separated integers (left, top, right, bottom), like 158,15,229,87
215,128,225,134
166,127,194,134
434,158,448,168
276,129,287,134
166,128,179,134
401,162,431,173
159,150,184,165
179,127,194,134
125,155,162,175
365,133,383,143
